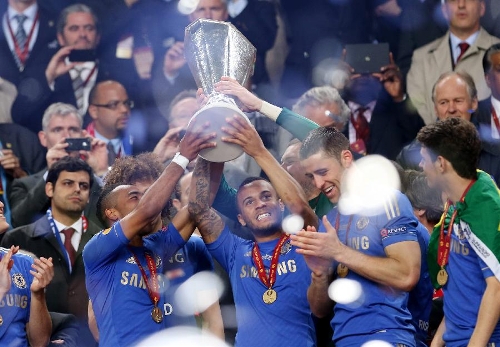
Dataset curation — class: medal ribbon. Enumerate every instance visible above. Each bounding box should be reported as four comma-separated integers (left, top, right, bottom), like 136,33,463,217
252,234,289,289
46,208,88,273
128,248,160,307
491,106,500,135
6,12,39,65
437,179,476,268
334,213,354,244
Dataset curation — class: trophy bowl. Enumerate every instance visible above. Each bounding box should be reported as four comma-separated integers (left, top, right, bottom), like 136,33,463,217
184,19,256,162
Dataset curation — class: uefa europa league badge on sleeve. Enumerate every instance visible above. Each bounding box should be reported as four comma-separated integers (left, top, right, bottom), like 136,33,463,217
184,19,256,162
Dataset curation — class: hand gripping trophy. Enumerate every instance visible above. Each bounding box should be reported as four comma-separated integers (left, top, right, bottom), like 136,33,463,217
184,19,256,162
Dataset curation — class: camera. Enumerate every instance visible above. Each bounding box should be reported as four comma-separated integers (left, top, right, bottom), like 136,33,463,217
68,49,97,62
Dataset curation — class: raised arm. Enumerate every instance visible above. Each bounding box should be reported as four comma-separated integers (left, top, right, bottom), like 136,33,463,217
188,158,225,244
120,123,216,241
221,116,318,229
214,77,319,140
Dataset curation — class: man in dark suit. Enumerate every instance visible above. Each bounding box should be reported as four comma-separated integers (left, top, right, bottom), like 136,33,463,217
474,43,500,184
1,156,101,347
0,122,46,225
9,102,107,229
0,0,58,86
12,3,141,134
338,57,425,161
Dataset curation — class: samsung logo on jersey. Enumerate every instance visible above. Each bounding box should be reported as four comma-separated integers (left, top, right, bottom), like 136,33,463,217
380,226,407,239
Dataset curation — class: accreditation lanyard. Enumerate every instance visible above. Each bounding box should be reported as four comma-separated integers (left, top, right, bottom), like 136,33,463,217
127,247,160,310
46,208,87,273
491,107,500,136
6,12,39,66
252,233,289,290
437,180,476,269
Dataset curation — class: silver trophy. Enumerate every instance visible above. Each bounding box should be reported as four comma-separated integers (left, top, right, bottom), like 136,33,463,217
184,19,256,162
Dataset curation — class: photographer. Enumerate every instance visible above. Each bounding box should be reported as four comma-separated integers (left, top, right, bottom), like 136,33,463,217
9,102,107,229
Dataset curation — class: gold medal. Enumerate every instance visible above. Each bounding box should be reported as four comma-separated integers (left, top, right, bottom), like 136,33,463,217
437,268,448,286
337,263,349,278
0,314,3,326
263,288,277,304
151,306,163,323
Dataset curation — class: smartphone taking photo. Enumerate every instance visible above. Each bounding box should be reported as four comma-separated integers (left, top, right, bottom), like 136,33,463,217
68,49,97,62
66,138,91,152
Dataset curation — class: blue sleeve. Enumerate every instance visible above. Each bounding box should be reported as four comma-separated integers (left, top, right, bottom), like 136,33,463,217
189,236,214,273
379,191,419,248
479,257,495,279
147,223,186,260
83,222,130,273
206,225,245,275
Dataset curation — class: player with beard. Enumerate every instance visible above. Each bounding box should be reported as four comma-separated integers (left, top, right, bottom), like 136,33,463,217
187,116,319,347
83,123,216,347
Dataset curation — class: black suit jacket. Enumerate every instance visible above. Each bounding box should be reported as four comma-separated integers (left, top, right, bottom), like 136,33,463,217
9,169,104,229
363,92,425,161
0,7,57,86
473,99,500,185
0,123,46,200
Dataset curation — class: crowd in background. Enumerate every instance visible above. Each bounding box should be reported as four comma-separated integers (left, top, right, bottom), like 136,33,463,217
0,0,499,346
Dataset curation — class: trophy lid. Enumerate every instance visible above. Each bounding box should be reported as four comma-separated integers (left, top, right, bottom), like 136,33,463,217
184,19,256,95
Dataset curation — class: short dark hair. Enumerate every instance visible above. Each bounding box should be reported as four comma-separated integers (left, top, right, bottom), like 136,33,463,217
96,183,121,227
236,177,273,212
416,117,481,179
299,126,350,161
404,170,443,224
483,43,500,75
104,153,163,188
46,156,94,187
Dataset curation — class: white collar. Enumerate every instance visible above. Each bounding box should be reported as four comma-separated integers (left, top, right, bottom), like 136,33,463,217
8,3,38,21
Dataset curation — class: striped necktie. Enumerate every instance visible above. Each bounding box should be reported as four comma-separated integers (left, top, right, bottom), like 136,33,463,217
13,14,27,69
72,68,85,113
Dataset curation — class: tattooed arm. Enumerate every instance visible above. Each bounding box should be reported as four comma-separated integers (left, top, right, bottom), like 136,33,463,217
188,158,226,244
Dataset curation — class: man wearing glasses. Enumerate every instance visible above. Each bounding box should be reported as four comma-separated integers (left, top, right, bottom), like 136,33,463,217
87,80,134,166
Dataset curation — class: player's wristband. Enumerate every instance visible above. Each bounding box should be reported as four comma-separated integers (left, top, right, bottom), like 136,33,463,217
172,152,189,170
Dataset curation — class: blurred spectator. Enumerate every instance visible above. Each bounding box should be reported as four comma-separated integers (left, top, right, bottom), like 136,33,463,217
481,0,500,38
276,86,351,157
396,0,447,77
0,120,46,225
226,0,277,88
407,0,500,125
0,0,58,86
11,3,141,134
475,43,500,183
336,56,424,160
0,77,16,123
279,0,371,101
9,103,107,229
2,157,100,347
86,80,135,166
